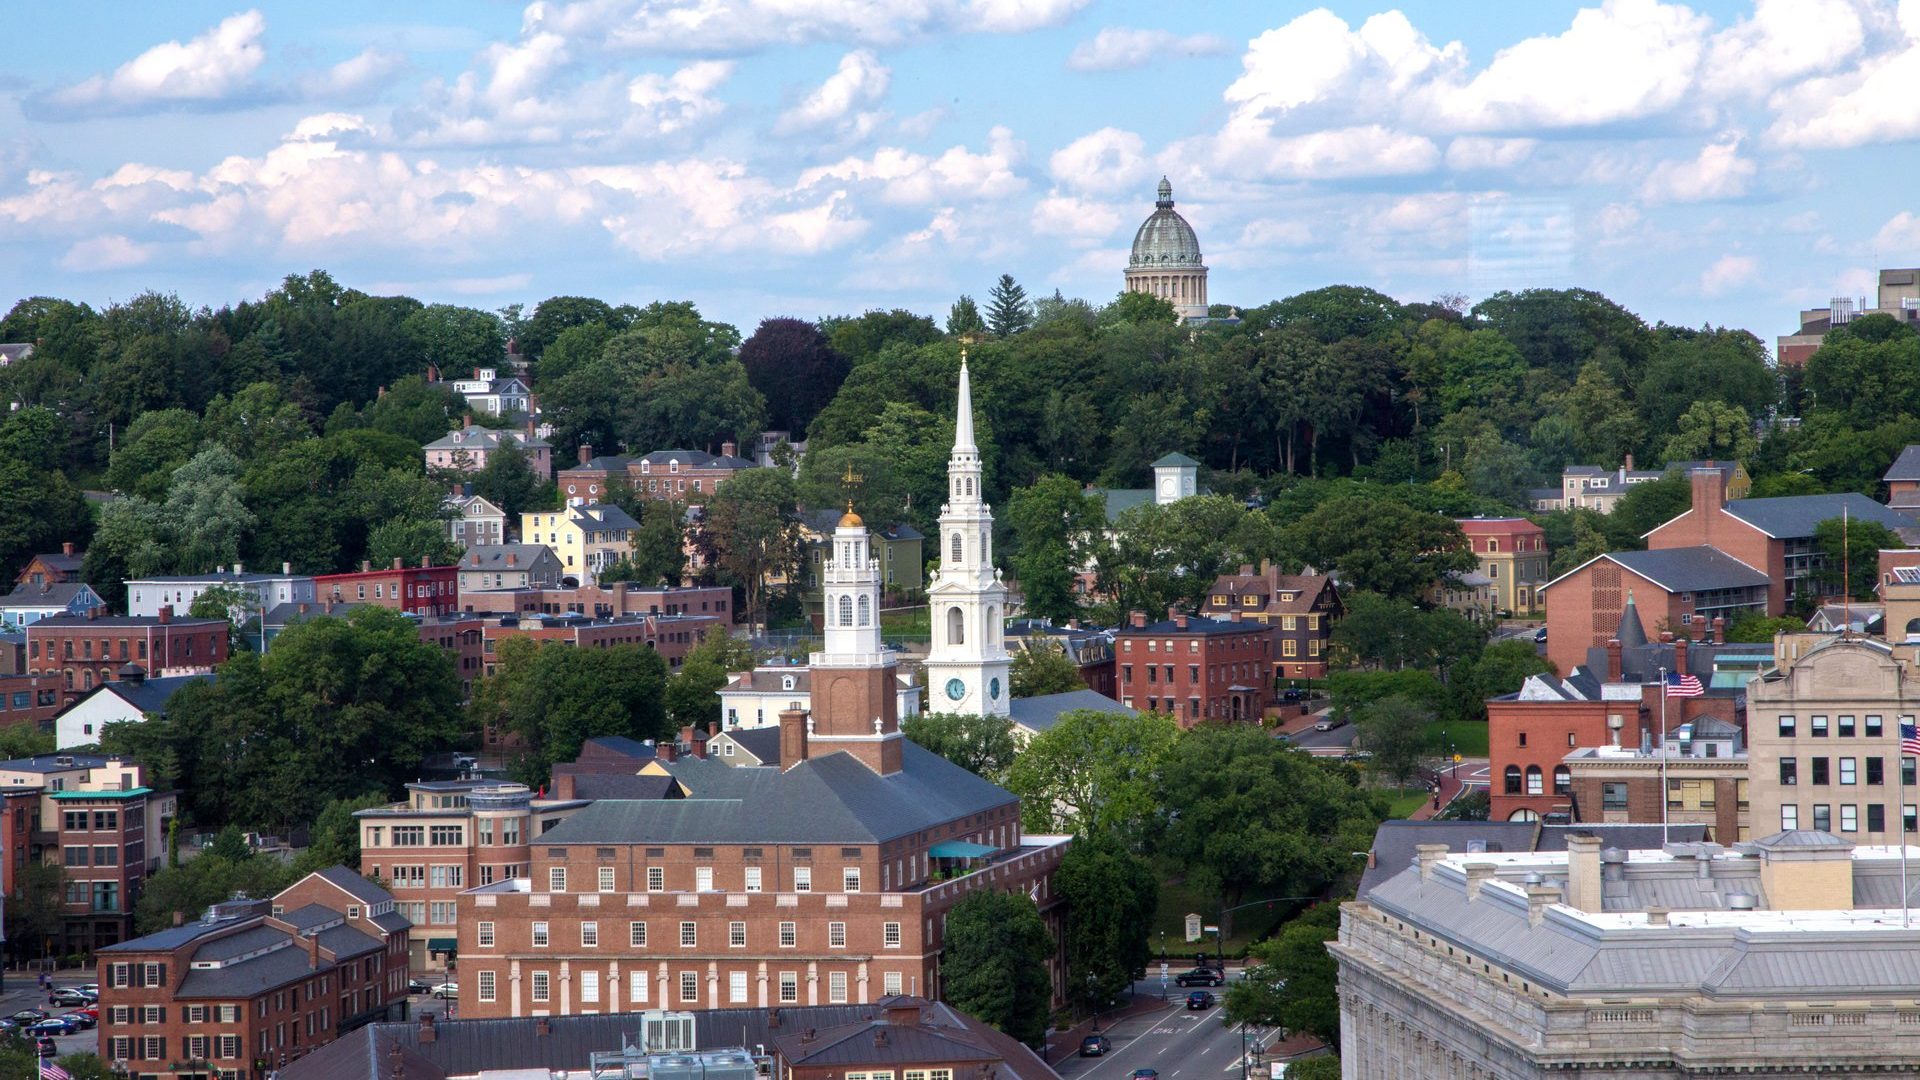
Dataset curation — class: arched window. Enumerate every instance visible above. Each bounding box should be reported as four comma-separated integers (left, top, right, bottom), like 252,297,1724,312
985,606,998,643
950,533,963,564
837,594,853,626
1503,766,1521,794
857,595,871,626
965,477,973,497
1525,765,1544,796
1553,766,1571,794
1508,808,1540,822
947,606,965,645
1906,617,1920,639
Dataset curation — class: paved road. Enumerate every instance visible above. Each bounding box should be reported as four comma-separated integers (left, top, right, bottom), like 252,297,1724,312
1058,977,1275,1080
1284,723,1358,753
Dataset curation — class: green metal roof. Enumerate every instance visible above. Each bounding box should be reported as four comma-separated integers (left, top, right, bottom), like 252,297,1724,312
928,840,997,859
49,787,151,800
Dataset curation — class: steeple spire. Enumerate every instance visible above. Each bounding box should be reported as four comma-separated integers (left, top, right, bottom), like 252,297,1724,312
953,349,977,455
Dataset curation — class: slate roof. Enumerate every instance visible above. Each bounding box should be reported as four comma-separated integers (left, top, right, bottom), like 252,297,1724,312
460,544,560,571
262,601,361,627
312,865,400,908
0,582,99,609
1009,689,1137,735
1151,452,1201,468
1205,569,1338,615
1720,492,1914,539
568,454,634,473
1093,487,1155,521
0,753,116,773
1885,445,1920,483
1597,547,1770,592
724,667,812,693
567,773,682,800
580,735,656,759
541,741,1015,846
571,503,639,532
636,449,755,469
423,428,550,451
714,726,782,765
31,613,224,628
1358,820,1707,899
82,672,214,717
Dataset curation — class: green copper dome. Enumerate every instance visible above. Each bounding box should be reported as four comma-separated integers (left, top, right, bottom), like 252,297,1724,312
1129,177,1203,269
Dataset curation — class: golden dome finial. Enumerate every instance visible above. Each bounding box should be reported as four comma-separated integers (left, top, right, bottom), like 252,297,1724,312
838,461,865,527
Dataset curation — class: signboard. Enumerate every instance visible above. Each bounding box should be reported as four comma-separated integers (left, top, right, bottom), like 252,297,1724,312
1203,925,1219,934
1159,962,1169,979
1271,1062,1288,1079
1453,753,1464,764
1184,913,1203,942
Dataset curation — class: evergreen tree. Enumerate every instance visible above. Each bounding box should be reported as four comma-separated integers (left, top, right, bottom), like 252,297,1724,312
985,275,1032,338
947,295,985,336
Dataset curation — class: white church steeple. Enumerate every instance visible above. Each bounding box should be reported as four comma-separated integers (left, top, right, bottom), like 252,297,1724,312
924,351,1012,717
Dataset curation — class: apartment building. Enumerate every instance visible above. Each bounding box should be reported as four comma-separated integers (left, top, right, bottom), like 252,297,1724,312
356,780,590,971
457,582,732,621
1114,608,1272,725
1456,517,1549,618
0,753,177,952
478,612,722,674
25,608,230,702
1561,717,1752,842
520,504,640,586
95,867,409,1078
1778,268,1920,365
1202,566,1341,679
125,566,315,619
313,559,458,616
625,447,756,502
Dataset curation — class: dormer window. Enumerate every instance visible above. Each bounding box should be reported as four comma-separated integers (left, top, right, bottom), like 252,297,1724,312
670,460,680,474
641,461,651,474
782,676,795,691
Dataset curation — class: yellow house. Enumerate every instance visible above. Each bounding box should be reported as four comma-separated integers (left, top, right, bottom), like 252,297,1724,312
520,503,640,585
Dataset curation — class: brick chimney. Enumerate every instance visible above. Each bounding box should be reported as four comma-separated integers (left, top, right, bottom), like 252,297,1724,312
87,605,100,620
393,557,404,570
463,415,473,429
1690,466,1726,518
1672,635,1690,687
158,605,172,624
657,742,676,763
1172,610,1188,630
61,542,73,556
1624,453,1634,472
419,1012,437,1044
579,444,593,466
779,708,809,770
506,553,518,567
1228,608,1242,623
721,440,737,458
1712,616,1725,644
361,561,372,573
1605,637,1622,681
1129,610,1147,628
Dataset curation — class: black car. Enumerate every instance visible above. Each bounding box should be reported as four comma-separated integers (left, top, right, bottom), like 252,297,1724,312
408,978,432,995
1132,1070,1159,1079
1186,990,1215,1010
35,1037,56,1058
1174,967,1224,987
1079,1034,1110,1057
8,1010,46,1026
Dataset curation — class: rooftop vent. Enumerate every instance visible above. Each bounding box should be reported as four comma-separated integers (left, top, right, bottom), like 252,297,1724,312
1728,893,1758,910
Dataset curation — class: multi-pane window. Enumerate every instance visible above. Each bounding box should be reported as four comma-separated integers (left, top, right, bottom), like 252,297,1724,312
828,971,848,1003
549,867,567,893
430,902,457,924
629,971,649,1003
429,866,463,888
695,867,713,891
630,922,648,947
843,867,861,892
647,867,664,891
531,971,550,1002
680,972,699,1002
829,922,847,948
217,1035,241,1059
581,921,599,947
478,921,495,947
794,867,812,892
1842,758,1858,785
680,921,697,947
477,971,496,1002
1842,804,1859,832
884,971,903,995
744,866,762,892
532,922,549,947
730,921,747,947
598,866,616,892
779,972,798,1003
429,825,463,845
780,922,797,947
580,971,600,1004
884,921,901,947
729,971,749,1003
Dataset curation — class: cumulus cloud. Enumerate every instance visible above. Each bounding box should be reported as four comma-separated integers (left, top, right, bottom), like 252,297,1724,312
1066,27,1231,72
1444,137,1536,170
1877,210,1920,252
1029,193,1127,243
1048,127,1150,193
1701,0,1868,96
299,47,409,99
1639,134,1757,203
798,127,1026,206
58,235,156,272
1699,253,1759,295
521,0,1087,53
1202,122,1441,181
40,10,269,116
777,50,889,136
1766,2,1920,148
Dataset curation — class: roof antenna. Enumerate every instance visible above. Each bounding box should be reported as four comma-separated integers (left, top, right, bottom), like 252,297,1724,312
1843,505,1851,638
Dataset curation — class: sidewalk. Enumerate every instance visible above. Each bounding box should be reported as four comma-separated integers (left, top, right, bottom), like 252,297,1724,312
1406,762,1485,821
1045,992,1175,1065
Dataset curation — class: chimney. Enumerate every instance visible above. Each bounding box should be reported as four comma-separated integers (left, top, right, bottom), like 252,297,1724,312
422,556,432,568
885,1000,923,1026
1464,863,1496,901
463,415,473,429
779,708,809,770
299,603,309,615
87,605,100,620
1565,834,1603,913
173,910,185,927
722,440,738,459
1605,638,1622,681
158,605,172,624
361,561,372,574
1415,843,1449,881
61,542,73,556
708,721,720,737
579,444,593,466
1624,453,1634,472
1755,832,1856,909
419,1012,437,1044
1130,610,1147,629
1673,636,1690,686
534,1018,551,1037
1525,883,1562,927
1228,608,1242,623
1646,906,1669,927
1690,466,1725,518
393,557,404,570
507,553,518,567
305,931,321,969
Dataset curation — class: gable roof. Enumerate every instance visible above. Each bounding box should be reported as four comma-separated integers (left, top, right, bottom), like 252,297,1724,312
0,582,100,609
1544,547,1769,595
1719,493,1914,540
1151,451,1201,468
310,865,399,908
423,428,550,452
636,448,755,469
713,726,782,765
571,503,640,531
1119,613,1271,637
461,544,561,571
82,672,214,717
1009,689,1137,735
1886,446,1920,483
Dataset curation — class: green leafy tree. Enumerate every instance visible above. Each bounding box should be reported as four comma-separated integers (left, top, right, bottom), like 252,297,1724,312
940,889,1053,1046
10,862,67,959
519,295,621,361
1663,401,1757,463
821,309,943,364
1280,1058,1342,1080
1604,472,1693,549
337,375,466,444
901,713,1018,783
1636,328,1776,438
1284,499,1474,603
1452,639,1553,719
202,381,313,461
160,446,257,572
1353,694,1436,788
1726,613,1807,643
470,636,671,782
1225,902,1343,1046
702,469,803,630
1055,833,1158,1009
104,408,205,500
1102,290,1179,326
405,304,507,380
1803,317,1920,428
738,318,849,439
1009,642,1084,698
292,793,391,875
134,845,298,934
1095,496,1281,620
598,498,688,587
0,407,93,584
986,274,1033,338
1004,475,1105,624
1006,709,1181,840
468,437,551,521
663,633,756,734
947,295,986,336
1813,516,1904,601
1563,361,1645,464
55,1052,115,1080
367,518,462,568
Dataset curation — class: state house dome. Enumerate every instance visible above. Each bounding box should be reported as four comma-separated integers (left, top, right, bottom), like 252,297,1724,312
1123,176,1209,321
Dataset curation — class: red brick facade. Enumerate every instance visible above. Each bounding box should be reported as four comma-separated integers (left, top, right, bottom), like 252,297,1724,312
1115,609,1273,726
25,609,228,703
313,561,458,616
459,583,733,621
478,613,722,674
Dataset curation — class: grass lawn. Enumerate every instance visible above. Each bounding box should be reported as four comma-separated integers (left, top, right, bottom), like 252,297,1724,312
1384,787,1432,819
880,607,930,637
1424,719,1489,757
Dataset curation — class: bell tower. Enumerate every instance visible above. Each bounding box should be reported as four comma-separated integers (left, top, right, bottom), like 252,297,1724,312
924,351,1012,717
804,468,904,774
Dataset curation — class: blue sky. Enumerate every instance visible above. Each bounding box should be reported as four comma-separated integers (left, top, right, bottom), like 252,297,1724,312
5,0,1920,344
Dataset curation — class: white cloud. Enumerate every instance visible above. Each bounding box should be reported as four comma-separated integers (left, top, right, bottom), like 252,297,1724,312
1223,10,1459,126
43,10,269,116
1765,3,1920,148
300,47,408,98
1699,253,1759,295
1029,193,1126,243
778,50,889,135
1877,210,1920,252
798,127,1026,205
58,235,155,272
521,0,1087,52
1444,136,1536,170
1066,27,1231,72
1048,127,1149,193
1639,134,1757,203
1202,122,1441,181
1701,0,1867,96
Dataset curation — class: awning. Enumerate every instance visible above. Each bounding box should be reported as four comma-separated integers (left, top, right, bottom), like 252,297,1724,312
929,840,996,859
426,938,458,954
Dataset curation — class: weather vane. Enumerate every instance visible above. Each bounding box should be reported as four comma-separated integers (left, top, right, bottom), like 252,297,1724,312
840,461,864,513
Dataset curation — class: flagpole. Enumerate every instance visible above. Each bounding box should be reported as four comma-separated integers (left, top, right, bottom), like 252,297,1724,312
1659,664,1669,847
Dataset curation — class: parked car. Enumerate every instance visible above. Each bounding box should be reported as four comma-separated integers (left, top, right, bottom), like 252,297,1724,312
63,1008,98,1029
1313,714,1348,732
50,987,93,1006
430,981,459,999
35,1037,56,1058
1079,1034,1111,1056
27,1016,77,1037
1131,1071,1159,1079
1534,626,1548,643
8,1010,47,1026
408,978,432,995
1174,967,1224,987
1186,990,1215,1010
1280,688,1303,702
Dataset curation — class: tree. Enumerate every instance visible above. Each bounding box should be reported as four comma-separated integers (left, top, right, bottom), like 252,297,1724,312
134,845,297,934
104,408,204,500
54,1052,115,1080
1055,833,1158,1009
1663,401,1757,463
1562,362,1645,465
11,862,67,959
1813,516,1905,601
901,713,1018,783
663,632,756,734
599,498,688,586
1103,290,1179,325
469,636,671,782
703,469,802,630
986,274,1033,337
1094,496,1281,620
202,381,312,461
940,889,1053,1046
518,295,620,361
1225,902,1342,1047
1006,709,1182,840
1281,1058,1342,1080
0,407,93,584
947,295,985,335
1004,475,1105,624
1353,694,1436,787
1726,613,1807,643
405,304,507,378
293,793,391,875
158,446,256,572
1010,642,1084,698
1453,639,1553,719
1605,472,1693,548
468,437,550,521
738,318,850,438
1284,498,1473,603
367,518,462,568
189,582,255,651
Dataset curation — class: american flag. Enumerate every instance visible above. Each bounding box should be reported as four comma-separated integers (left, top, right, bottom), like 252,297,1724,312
1901,723,1920,757
1665,672,1704,698
40,1060,71,1080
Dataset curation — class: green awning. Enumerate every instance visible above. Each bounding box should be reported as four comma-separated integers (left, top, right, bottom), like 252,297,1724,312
426,938,458,954
929,840,996,859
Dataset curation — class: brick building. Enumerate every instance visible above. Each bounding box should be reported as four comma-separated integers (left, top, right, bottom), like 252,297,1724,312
626,446,756,502
1005,620,1116,697
479,612,722,674
25,608,229,702
556,446,634,507
313,559,459,616
95,867,410,1077
1561,717,1751,842
451,514,1070,1021
1115,608,1272,725
0,672,64,733
1539,548,1769,676
458,582,732,622
1202,566,1340,679
357,780,589,971
0,753,178,952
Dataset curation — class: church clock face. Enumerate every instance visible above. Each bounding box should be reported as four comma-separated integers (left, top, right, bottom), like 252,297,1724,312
989,677,1001,701
945,678,967,702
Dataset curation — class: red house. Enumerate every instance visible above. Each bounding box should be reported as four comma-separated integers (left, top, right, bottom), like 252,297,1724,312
313,559,458,616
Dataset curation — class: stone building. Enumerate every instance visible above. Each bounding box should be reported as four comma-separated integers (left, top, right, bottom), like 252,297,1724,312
1338,829,1920,1076
1124,177,1208,321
